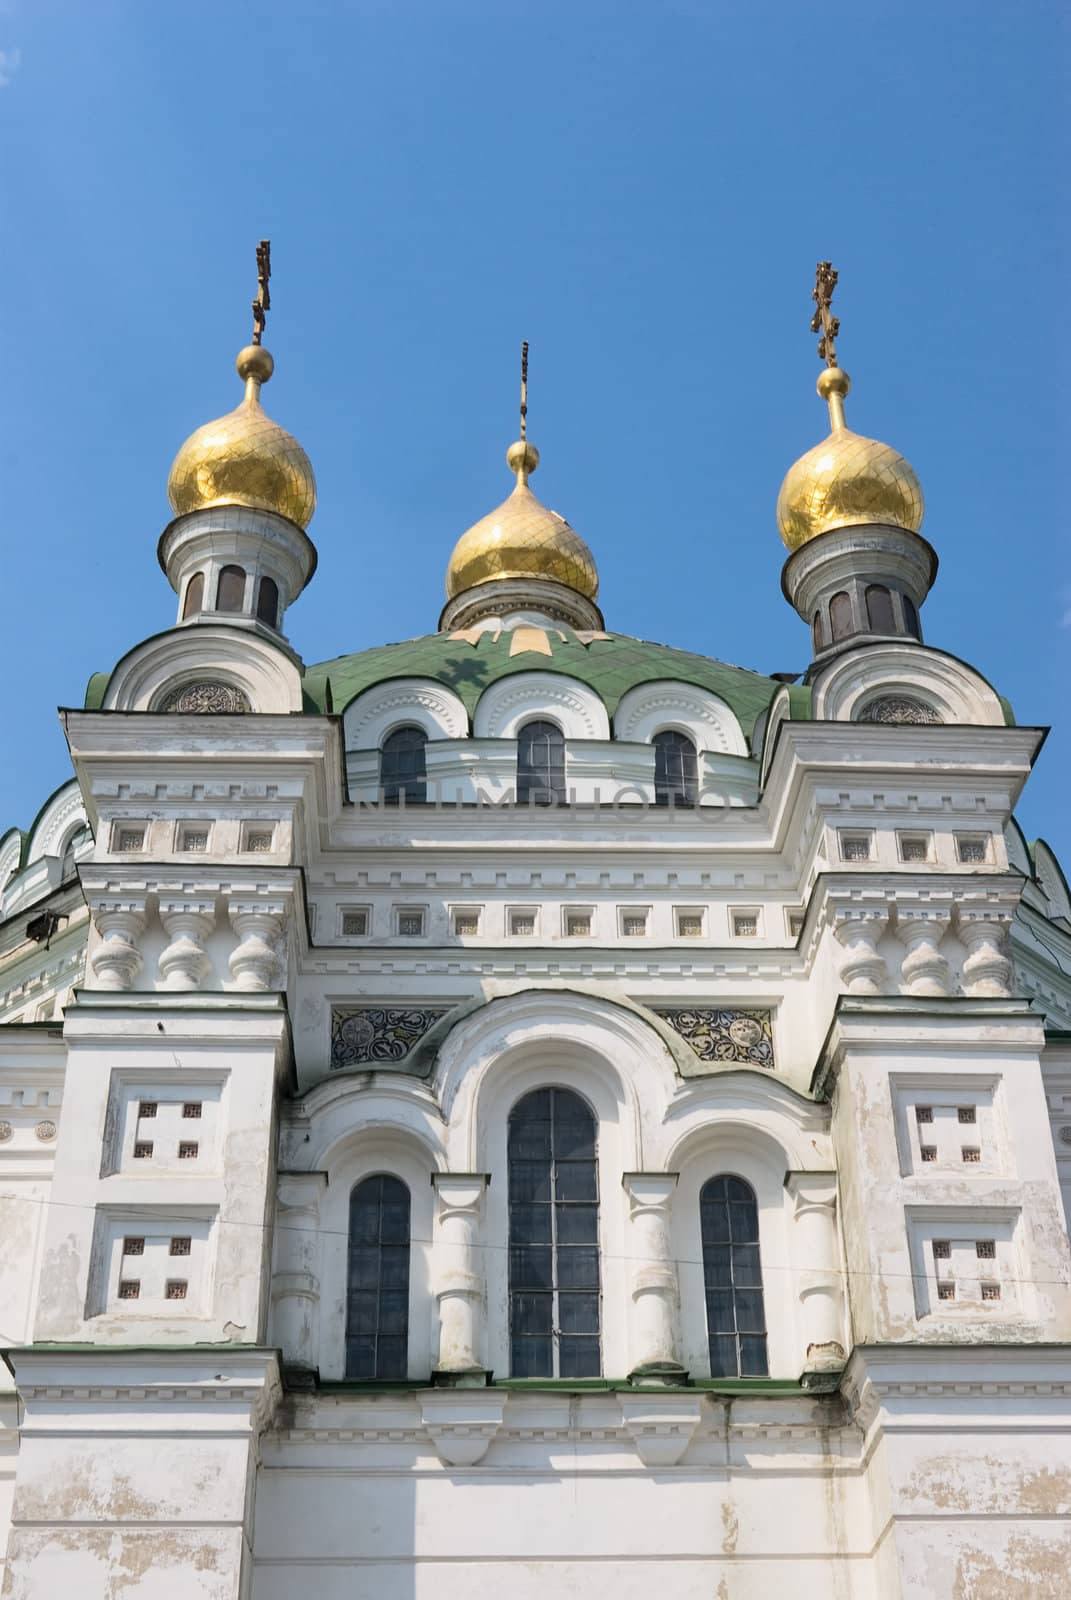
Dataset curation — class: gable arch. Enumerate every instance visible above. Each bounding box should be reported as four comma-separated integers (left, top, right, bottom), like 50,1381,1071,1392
433,987,679,1171
343,677,468,750
26,780,89,866
614,679,748,756
473,672,611,740
810,642,1006,726
102,624,303,714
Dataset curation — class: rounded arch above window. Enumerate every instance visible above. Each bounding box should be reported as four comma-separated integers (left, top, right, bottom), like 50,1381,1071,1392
474,672,610,741
811,643,1007,726
614,680,747,756
343,678,468,751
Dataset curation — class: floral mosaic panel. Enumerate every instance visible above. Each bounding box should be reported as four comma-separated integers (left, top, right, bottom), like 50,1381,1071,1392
655,1007,774,1068
160,681,252,714
331,1005,449,1069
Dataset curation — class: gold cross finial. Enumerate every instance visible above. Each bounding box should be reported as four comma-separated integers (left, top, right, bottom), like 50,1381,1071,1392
519,340,529,441
252,239,271,346
810,260,840,368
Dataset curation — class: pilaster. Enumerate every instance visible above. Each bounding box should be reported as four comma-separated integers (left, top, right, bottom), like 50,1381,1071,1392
2,1347,281,1600
431,1173,490,1384
622,1172,687,1383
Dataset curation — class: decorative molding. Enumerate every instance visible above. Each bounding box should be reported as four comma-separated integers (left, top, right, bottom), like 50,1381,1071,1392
331,1005,450,1069
857,694,941,725
159,681,252,715
613,680,747,757
473,671,610,741
654,1007,774,1068
34,1120,57,1142
344,677,469,749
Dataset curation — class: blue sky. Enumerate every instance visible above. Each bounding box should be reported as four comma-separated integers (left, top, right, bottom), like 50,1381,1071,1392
1,3,1067,854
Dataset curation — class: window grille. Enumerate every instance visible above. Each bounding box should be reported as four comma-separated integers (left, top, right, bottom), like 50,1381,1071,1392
380,726,428,804
516,721,566,806
346,1174,411,1379
508,1088,600,1379
700,1175,768,1377
653,730,698,808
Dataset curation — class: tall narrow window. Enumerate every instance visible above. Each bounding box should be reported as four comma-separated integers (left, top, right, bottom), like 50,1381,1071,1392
508,1087,600,1378
700,1175,768,1377
216,564,246,613
865,584,895,633
812,609,827,653
380,726,427,803
256,575,280,627
517,720,566,806
902,594,921,639
346,1175,410,1379
653,729,698,807
182,572,204,620
830,590,853,642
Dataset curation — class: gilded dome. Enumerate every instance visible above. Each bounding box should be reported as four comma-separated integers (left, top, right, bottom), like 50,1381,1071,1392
168,345,316,530
446,440,599,602
776,367,924,552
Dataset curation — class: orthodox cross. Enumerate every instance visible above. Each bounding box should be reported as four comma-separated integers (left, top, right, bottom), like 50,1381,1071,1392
252,239,271,346
520,340,529,441
810,260,840,367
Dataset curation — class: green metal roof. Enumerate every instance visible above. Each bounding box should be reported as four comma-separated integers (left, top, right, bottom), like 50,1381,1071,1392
303,630,781,739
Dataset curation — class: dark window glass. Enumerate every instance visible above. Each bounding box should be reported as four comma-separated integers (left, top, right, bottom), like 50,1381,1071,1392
830,591,853,642
700,1175,768,1378
865,584,895,633
346,1174,411,1379
517,720,566,806
380,726,427,804
812,609,827,653
653,729,698,808
902,594,921,640
508,1087,600,1377
256,575,280,628
216,564,246,613
182,572,204,620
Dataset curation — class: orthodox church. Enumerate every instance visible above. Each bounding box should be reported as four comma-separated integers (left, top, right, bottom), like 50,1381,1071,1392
0,252,1069,1599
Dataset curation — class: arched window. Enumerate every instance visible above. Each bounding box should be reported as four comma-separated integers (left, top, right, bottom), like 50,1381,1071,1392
517,720,566,806
812,609,827,653
346,1175,411,1379
700,1175,768,1377
256,575,280,628
216,564,246,613
830,591,853,642
902,594,921,640
508,1087,600,1378
380,726,427,804
60,824,90,881
865,584,895,633
182,572,204,620
653,729,698,807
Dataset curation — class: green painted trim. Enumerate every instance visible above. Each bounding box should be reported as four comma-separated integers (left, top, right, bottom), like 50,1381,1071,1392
84,671,110,711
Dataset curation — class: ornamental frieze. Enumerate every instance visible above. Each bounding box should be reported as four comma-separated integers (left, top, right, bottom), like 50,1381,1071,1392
654,1007,774,1069
331,1005,450,1069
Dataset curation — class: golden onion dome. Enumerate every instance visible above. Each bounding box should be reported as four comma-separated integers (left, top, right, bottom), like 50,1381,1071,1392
777,367,924,552
445,439,599,602
167,344,316,530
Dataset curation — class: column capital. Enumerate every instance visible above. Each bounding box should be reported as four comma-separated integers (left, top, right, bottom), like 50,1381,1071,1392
432,1172,490,1214
784,1169,838,1212
622,1171,679,1213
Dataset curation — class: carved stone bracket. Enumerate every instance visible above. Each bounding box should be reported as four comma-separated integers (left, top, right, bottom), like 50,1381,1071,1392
894,909,952,997
618,1394,705,1467
158,900,216,991
420,1392,505,1467
832,907,889,995
89,899,147,991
